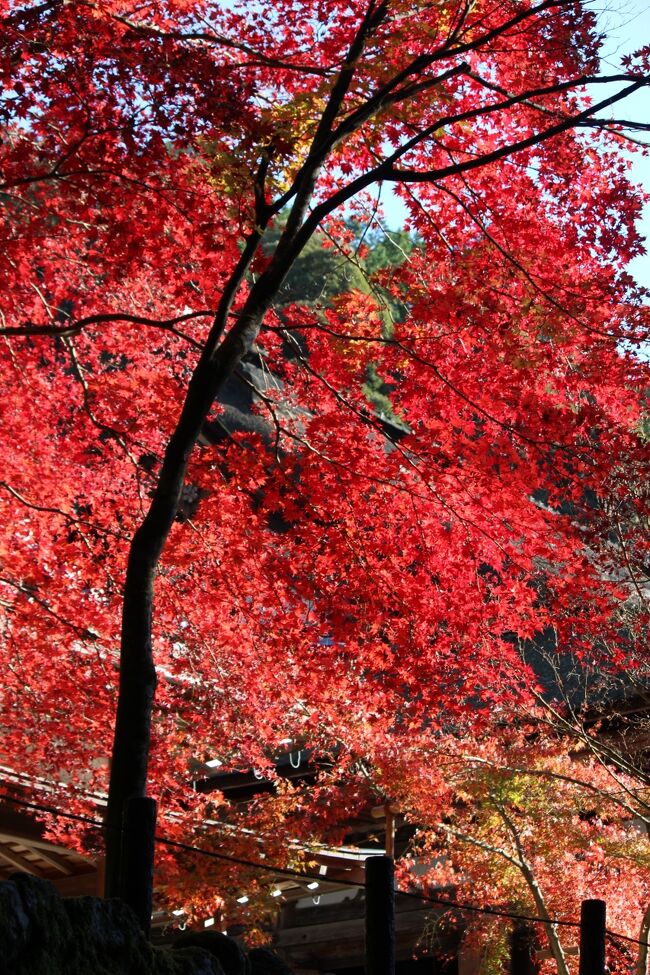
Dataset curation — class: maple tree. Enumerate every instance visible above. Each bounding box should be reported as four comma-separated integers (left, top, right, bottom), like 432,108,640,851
388,722,650,975
1,0,650,933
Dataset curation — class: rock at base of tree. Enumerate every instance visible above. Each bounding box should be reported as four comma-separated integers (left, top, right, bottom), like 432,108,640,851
0,873,220,975
249,946,295,975
173,930,249,975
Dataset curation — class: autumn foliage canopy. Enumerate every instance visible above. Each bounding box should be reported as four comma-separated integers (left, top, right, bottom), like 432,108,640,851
1,0,650,951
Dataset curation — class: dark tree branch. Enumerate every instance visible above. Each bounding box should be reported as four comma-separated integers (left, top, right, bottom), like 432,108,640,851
0,310,211,347
385,81,647,182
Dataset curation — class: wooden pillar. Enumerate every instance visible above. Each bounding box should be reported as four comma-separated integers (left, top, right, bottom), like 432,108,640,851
579,899,606,975
365,855,395,975
370,801,398,858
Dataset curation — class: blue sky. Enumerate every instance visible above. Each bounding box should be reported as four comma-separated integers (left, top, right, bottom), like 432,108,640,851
381,0,650,288
600,0,650,286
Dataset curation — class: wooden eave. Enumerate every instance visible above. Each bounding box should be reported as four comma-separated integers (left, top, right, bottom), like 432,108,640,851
0,801,99,895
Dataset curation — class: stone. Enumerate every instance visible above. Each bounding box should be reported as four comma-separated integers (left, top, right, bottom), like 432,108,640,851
173,931,247,975
0,874,221,975
249,946,294,975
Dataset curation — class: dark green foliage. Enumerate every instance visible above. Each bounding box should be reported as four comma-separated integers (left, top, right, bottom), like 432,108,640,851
265,220,416,429
264,225,370,308
361,228,417,275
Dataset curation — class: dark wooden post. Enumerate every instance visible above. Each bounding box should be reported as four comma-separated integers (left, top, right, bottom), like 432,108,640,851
365,855,395,975
511,925,536,975
120,796,157,937
579,899,606,975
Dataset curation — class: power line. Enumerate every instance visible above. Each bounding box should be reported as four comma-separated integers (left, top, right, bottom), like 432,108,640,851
156,829,581,929
604,929,650,950
0,790,647,948
0,791,101,827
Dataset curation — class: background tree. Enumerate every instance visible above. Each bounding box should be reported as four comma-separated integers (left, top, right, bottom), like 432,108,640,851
389,723,650,974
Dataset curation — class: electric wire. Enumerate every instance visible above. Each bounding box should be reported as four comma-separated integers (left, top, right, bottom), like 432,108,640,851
0,790,648,948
